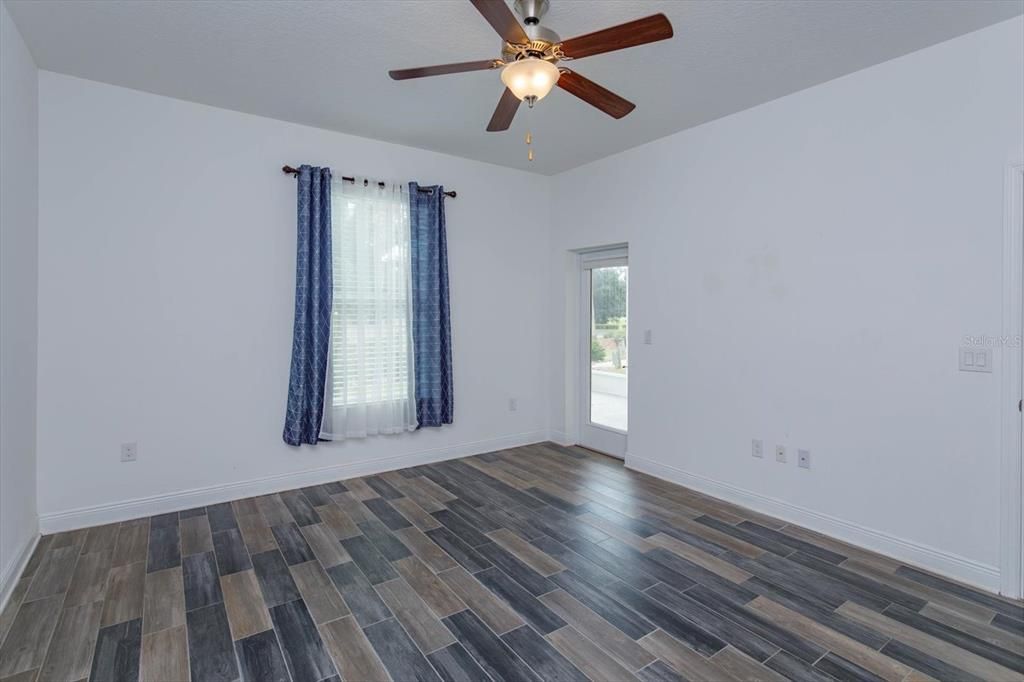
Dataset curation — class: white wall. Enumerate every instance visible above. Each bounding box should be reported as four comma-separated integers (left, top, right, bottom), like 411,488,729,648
0,1,40,598
36,72,552,528
549,17,1023,590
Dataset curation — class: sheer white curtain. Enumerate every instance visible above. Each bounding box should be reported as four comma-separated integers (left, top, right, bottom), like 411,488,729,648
320,178,417,440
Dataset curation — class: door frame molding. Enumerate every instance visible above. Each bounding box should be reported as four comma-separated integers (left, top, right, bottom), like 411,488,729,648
568,244,629,458
1000,163,1023,599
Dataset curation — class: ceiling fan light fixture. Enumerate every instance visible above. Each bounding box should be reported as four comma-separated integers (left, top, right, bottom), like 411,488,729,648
501,57,560,102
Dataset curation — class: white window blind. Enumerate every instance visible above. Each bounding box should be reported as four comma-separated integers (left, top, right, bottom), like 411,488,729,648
319,179,417,440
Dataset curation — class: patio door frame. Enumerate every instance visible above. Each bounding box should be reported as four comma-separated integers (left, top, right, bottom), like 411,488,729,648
577,247,628,459
1000,163,1023,599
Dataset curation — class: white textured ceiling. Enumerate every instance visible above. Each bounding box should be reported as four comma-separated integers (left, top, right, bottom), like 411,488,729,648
7,0,1022,174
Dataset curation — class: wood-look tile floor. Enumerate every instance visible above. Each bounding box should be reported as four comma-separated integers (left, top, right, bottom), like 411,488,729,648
2,443,1023,682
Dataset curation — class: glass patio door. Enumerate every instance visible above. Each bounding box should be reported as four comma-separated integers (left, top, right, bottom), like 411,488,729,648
578,249,628,458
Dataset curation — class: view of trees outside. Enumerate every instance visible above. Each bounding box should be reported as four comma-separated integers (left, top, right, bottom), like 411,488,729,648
590,266,628,373
590,265,628,431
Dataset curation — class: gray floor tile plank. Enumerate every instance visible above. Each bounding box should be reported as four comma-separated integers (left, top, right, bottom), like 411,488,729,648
212,529,253,576
270,522,316,565
146,523,181,574
24,545,79,602
111,521,149,567
376,578,456,653
82,524,121,555
878,640,983,682
895,566,1024,621
737,521,847,564
364,497,414,531
319,615,390,682
635,659,686,682
474,567,565,635
364,475,405,500
221,570,272,640
550,570,657,640
181,515,214,556
425,527,492,573
89,617,142,682
299,484,333,508
279,490,322,527
0,596,64,678
358,517,413,561
501,624,589,682
683,583,821,661
340,534,399,584
814,652,887,682
325,561,392,626
289,560,349,624
29,602,99,679
183,551,223,611
64,550,112,607
882,603,1024,674
605,581,728,657
428,642,493,682
141,624,189,682
251,549,301,607
474,542,556,596
142,566,185,634
645,582,779,662
363,617,442,681
185,603,239,682
764,650,835,682
235,629,290,682
442,609,541,682
206,502,240,533
101,561,146,627
269,599,337,682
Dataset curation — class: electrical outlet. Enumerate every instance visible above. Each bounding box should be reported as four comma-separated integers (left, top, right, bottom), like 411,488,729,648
775,445,786,463
508,398,518,412
798,449,811,469
121,442,138,462
751,439,763,458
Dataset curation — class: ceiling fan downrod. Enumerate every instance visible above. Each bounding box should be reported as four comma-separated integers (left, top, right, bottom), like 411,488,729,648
514,0,549,26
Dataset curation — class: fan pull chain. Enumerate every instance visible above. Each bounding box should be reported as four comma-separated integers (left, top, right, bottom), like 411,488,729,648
526,131,534,162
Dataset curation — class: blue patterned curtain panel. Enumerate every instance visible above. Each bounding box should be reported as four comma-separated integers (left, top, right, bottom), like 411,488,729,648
283,165,333,445
409,183,454,427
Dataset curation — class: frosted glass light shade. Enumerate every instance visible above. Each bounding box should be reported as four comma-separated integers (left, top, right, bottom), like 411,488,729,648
500,58,560,101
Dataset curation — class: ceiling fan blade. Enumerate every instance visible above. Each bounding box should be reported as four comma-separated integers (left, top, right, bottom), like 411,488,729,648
389,59,499,80
487,88,521,131
469,0,529,45
557,69,635,119
559,13,673,60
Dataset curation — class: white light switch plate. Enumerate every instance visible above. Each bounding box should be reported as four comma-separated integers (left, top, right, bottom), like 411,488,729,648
960,347,992,373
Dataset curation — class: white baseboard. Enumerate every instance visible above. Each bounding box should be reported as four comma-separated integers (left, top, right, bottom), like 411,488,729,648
627,454,1002,594
0,533,39,614
547,430,573,447
39,430,550,533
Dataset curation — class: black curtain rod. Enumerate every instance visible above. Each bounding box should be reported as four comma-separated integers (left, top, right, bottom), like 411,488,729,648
281,165,456,198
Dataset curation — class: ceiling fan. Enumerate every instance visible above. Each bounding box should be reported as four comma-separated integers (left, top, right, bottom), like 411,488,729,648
388,0,673,131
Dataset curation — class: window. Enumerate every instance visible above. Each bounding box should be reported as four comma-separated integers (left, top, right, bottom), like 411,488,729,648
320,180,417,439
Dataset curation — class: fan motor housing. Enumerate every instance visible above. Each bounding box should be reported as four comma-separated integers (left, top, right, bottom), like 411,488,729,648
505,0,561,63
